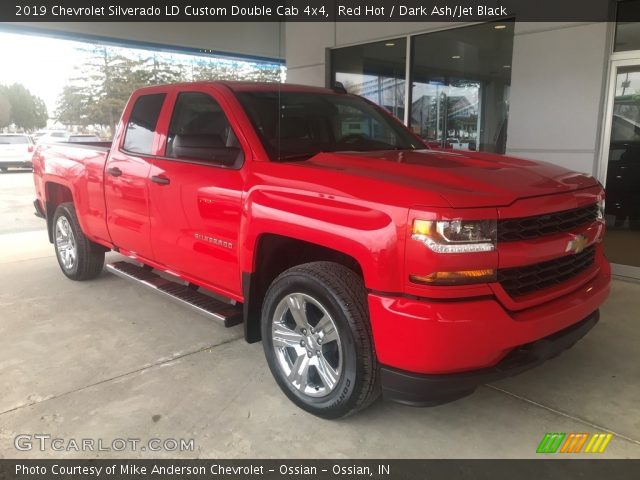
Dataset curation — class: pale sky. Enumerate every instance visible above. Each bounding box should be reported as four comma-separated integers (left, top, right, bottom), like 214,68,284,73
0,31,87,116
0,30,284,122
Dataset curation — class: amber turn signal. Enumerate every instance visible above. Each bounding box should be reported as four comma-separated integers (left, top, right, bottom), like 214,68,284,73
410,269,496,285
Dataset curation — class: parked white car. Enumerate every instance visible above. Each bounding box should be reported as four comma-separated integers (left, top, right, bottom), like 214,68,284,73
67,134,101,143
36,131,70,144
0,134,34,172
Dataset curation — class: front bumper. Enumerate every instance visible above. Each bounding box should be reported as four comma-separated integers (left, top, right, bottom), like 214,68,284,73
0,159,33,169
381,310,599,406
368,247,610,405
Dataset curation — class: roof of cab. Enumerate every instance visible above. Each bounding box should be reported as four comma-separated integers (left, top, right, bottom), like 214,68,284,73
220,81,338,94
136,81,340,95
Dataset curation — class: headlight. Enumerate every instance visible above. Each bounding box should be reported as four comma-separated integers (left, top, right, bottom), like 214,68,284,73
411,219,496,253
597,199,605,222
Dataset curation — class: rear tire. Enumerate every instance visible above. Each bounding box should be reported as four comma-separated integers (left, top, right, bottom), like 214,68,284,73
53,202,105,280
261,261,380,418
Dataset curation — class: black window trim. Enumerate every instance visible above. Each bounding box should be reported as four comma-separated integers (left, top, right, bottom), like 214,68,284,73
121,152,244,170
121,92,167,157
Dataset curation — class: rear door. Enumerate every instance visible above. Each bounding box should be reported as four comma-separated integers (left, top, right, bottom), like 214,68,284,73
148,88,246,299
105,91,166,260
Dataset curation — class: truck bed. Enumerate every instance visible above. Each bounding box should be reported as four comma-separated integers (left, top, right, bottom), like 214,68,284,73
33,141,113,245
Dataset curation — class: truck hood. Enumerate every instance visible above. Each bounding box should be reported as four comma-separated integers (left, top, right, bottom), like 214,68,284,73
301,149,599,208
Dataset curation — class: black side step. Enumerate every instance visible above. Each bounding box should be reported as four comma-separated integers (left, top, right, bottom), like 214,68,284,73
106,261,243,327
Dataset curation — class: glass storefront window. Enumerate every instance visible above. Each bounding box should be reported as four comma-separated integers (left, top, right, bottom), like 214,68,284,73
615,0,640,52
410,22,514,153
331,38,406,120
602,65,640,269
330,23,514,153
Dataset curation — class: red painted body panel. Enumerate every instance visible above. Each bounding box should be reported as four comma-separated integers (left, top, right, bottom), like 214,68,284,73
103,150,155,259
148,159,245,298
33,81,611,377
369,247,610,374
32,143,112,245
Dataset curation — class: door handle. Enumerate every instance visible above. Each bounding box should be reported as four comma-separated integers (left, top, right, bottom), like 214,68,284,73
107,167,122,177
151,175,170,185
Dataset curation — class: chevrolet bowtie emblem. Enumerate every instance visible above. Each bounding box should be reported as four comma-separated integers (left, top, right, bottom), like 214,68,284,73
566,234,589,254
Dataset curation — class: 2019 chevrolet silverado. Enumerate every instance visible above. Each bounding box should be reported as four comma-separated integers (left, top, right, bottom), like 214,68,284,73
32,82,610,418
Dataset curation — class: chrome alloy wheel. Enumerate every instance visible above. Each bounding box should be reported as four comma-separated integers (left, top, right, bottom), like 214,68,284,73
271,293,343,398
55,216,77,271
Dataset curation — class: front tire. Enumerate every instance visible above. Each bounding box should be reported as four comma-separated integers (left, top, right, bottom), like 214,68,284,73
261,262,380,418
53,202,105,280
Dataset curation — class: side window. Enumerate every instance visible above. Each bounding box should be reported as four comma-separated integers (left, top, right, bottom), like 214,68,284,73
123,93,166,155
166,92,243,167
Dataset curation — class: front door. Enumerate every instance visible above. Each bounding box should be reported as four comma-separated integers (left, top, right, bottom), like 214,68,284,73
105,92,166,260
148,90,245,299
600,59,640,279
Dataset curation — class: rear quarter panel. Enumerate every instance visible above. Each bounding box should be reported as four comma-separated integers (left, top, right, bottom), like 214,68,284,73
33,143,111,244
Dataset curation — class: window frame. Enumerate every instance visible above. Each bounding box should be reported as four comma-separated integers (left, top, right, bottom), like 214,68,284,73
153,89,247,170
120,91,167,156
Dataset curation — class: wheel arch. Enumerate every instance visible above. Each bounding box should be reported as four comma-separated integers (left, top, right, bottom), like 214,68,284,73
242,233,365,343
44,182,74,243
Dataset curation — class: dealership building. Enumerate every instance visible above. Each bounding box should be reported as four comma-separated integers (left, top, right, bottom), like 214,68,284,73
2,0,640,460
3,2,640,281
285,16,640,280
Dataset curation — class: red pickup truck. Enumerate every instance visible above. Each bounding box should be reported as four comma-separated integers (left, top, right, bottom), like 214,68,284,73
32,82,610,418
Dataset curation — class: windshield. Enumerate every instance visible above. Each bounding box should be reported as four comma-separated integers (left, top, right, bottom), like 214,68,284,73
0,135,29,144
236,91,422,161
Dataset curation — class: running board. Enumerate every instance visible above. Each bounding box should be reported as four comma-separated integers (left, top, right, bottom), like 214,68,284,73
106,261,243,327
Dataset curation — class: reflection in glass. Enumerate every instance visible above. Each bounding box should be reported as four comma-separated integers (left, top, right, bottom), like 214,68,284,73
331,38,407,120
603,66,640,268
411,82,481,151
410,22,514,153
615,0,640,52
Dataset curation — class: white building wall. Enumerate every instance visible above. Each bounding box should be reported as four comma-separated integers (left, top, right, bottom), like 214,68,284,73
506,22,610,175
285,21,611,175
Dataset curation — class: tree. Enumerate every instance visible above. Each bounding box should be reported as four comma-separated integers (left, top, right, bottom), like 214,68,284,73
55,44,283,134
0,83,48,131
0,87,10,128
85,47,143,131
140,52,187,85
33,97,47,130
57,46,144,132
56,85,92,127
192,57,282,83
